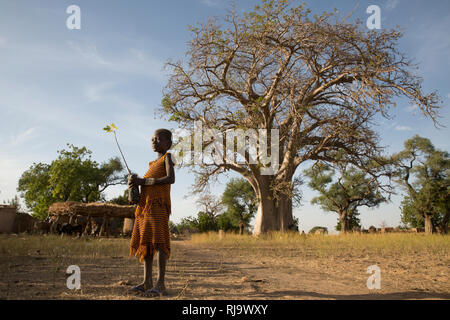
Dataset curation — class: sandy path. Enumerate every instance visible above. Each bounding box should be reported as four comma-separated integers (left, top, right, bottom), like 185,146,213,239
0,240,448,300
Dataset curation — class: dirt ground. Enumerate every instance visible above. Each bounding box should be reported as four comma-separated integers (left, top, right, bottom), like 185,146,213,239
0,236,449,300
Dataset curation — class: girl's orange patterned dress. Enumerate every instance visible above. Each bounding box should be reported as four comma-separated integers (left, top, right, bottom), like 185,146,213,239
130,152,171,262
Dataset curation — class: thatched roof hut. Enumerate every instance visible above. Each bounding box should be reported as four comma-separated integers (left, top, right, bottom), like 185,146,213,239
48,201,136,219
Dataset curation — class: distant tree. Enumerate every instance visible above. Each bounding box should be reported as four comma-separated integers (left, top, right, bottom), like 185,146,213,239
110,190,129,205
217,213,237,232
304,158,389,233
221,178,257,234
177,216,199,233
336,208,361,232
177,211,219,233
392,136,449,234
169,221,179,234
49,145,125,202
16,162,53,219
196,211,219,232
17,144,126,220
196,194,224,222
400,195,425,229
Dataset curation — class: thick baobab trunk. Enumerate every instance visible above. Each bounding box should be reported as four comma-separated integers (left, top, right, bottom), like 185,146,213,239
339,213,350,234
277,194,294,231
253,188,278,235
424,214,434,234
252,176,295,235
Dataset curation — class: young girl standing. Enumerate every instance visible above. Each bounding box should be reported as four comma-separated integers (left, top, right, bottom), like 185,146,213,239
128,128,175,296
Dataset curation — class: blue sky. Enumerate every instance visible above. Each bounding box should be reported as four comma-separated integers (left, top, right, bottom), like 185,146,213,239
0,0,449,233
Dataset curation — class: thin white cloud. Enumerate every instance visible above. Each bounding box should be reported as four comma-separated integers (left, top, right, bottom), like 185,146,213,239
201,0,220,7
66,41,165,81
395,125,413,131
405,104,419,115
130,48,146,62
84,81,119,103
380,120,397,129
10,127,37,147
386,0,399,10
0,39,165,82
83,81,149,113
414,17,450,73
67,41,111,66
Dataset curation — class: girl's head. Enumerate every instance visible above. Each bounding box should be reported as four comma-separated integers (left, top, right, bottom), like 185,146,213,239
152,129,172,153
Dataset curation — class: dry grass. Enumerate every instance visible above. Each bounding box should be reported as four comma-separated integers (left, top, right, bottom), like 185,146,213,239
190,231,450,258
0,234,130,259
3,232,447,259
0,232,448,300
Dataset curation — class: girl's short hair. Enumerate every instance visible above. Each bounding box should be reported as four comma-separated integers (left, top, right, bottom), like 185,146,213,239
155,129,173,149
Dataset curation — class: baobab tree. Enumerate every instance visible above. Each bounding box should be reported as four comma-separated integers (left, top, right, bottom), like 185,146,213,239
160,0,441,234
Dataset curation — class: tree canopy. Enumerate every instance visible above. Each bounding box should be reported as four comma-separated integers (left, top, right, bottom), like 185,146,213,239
304,159,388,233
176,178,257,234
17,144,126,219
161,0,441,234
393,136,449,234
110,190,129,205
177,211,219,233
220,177,257,233
335,208,361,232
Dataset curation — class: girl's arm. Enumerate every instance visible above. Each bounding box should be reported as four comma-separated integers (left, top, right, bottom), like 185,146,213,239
128,153,175,187
144,153,175,185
